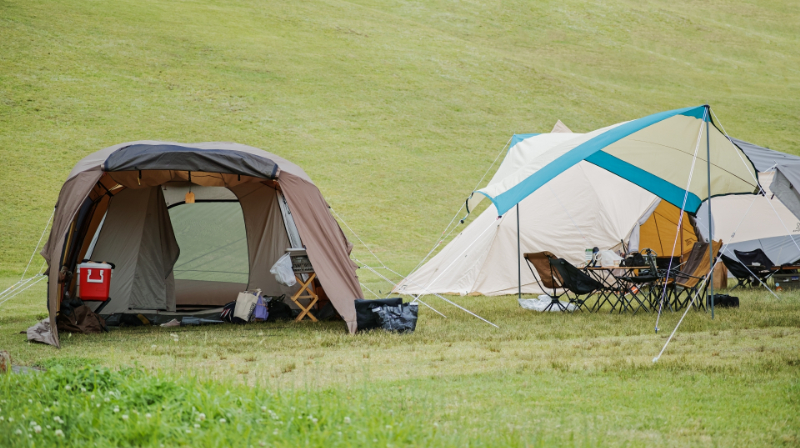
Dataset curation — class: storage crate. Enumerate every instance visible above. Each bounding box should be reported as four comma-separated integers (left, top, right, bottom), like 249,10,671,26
773,273,800,290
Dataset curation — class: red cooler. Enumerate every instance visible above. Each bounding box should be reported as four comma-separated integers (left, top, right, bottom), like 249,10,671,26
78,262,112,301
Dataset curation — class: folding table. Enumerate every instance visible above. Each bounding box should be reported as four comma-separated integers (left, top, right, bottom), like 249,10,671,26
584,266,653,313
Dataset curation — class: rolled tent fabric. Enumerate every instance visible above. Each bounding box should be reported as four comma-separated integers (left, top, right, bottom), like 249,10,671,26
473,106,759,217
278,172,363,332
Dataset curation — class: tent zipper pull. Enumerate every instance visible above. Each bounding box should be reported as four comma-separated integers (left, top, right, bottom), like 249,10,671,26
137,170,141,186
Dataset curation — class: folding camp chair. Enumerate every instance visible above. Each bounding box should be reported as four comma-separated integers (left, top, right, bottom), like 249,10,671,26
721,254,756,290
524,252,570,311
733,248,775,286
548,258,605,312
661,240,723,310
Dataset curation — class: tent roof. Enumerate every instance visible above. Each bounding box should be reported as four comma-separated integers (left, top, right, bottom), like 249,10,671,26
731,137,800,172
472,106,759,217
68,141,313,183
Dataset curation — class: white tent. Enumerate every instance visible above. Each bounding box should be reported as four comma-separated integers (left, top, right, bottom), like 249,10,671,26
394,129,666,296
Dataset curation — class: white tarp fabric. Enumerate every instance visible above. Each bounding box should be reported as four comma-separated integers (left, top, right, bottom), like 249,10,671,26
394,132,659,296
469,106,758,217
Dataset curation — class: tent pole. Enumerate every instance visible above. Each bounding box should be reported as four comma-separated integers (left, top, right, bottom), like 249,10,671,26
517,203,522,300
706,105,715,319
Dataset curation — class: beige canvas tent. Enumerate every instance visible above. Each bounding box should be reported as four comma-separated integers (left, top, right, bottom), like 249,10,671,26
393,129,702,297
40,141,363,347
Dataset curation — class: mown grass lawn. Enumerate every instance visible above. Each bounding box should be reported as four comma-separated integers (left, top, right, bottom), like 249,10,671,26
2,0,800,446
1,278,799,446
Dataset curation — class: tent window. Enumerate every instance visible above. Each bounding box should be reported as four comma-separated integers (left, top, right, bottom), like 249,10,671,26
168,202,249,284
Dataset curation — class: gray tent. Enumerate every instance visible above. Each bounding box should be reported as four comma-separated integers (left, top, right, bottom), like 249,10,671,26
40,141,363,347
696,138,800,265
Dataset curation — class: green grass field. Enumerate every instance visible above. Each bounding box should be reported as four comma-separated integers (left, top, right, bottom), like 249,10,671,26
1,0,800,446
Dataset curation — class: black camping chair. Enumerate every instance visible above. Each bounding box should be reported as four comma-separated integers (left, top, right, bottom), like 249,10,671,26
615,249,660,314
733,248,775,286
721,254,755,290
548,258,605,312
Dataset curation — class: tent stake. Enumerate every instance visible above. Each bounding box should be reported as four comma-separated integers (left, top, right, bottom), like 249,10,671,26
706,105,715,319
517,203,521,300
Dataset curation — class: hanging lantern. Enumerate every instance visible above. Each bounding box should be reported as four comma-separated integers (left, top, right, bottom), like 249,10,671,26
185,171,195,204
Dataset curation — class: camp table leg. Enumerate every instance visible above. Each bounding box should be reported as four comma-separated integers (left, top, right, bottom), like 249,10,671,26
291,273,319,322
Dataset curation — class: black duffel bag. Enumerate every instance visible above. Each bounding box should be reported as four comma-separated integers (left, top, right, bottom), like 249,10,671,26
373,303,419,333
707,294,739,308
355,298,402,331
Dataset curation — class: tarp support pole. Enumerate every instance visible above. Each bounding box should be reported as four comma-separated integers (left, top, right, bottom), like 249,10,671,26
517,203,521,300
706,105,715,319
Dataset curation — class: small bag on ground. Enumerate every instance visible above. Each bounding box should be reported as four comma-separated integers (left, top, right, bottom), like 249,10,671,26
233,290,259,324
372,302,418,333
355,298,403,331
707,294,739,308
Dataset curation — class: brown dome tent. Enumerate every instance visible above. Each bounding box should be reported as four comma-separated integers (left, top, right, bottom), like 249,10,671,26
39,141,363,347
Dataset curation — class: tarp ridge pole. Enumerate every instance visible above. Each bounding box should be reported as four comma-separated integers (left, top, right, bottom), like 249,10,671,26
706,104,715,319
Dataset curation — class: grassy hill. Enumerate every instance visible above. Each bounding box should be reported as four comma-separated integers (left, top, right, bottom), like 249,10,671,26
1,0,799,278
1,2,800,446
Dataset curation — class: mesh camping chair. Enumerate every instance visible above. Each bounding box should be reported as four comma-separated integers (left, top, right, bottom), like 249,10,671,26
662,240,723,310
524,252,569,311
547,258,605,312
733,248,775,285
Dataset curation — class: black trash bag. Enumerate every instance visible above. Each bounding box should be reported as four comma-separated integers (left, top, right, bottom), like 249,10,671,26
267,296,294,321
355,298,402,331
372,303,418,333
707,294,739,308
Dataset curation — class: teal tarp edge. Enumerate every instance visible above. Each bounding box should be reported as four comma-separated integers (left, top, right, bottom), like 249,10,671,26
509,134,539,151
488,105,706,216
586,151,703,212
